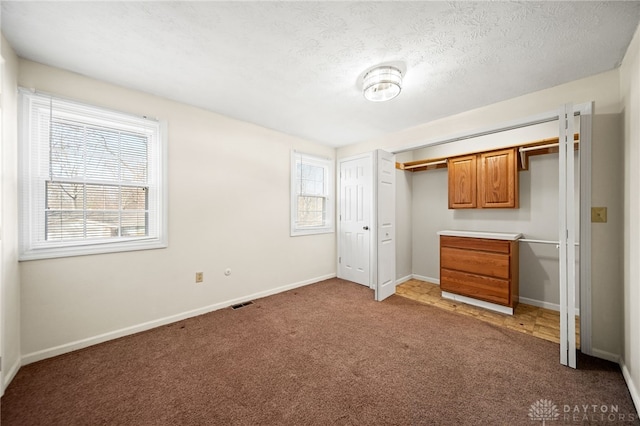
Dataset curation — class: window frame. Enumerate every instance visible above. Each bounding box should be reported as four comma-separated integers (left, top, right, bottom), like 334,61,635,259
290,151,334,236
18,89,168,260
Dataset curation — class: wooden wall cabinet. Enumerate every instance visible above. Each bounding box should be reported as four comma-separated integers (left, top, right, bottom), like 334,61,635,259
440,234,519,312
478,148,519,208
448,148,519,209
448,155,477,209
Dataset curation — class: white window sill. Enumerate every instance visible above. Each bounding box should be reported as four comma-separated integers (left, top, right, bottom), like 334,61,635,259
290,228,334,237
19,238,168,261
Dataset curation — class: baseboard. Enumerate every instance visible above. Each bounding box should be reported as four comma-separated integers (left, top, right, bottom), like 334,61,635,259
396,274,413,285
620,359,640,415
2,356,21,394
518,296,580,316
591,348,620,363
412,274,439,285
21,273,336,366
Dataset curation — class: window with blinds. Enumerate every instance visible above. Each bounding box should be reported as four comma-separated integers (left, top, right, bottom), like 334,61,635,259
290,151,334,236
18,90,167,260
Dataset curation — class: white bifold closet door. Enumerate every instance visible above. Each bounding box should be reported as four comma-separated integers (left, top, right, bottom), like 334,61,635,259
559,103,577,368
375,150,396,302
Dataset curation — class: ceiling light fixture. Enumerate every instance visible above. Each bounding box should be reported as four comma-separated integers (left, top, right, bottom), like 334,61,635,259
363,66,403,102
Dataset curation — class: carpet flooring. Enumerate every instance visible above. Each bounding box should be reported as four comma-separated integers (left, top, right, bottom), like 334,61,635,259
1,278,638,425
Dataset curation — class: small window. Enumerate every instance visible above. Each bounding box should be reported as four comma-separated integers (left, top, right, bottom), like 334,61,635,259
291,151,334,236
18,90,167,260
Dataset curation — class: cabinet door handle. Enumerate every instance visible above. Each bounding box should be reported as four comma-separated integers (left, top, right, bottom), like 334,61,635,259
363,226,369,230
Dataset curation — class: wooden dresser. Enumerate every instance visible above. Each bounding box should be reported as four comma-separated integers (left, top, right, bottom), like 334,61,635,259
438,230,521,315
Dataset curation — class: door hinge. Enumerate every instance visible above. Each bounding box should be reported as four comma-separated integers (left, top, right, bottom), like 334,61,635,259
339,257,341,264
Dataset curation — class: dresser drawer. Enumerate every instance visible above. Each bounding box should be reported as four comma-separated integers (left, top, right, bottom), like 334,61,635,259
441,247,510,279
440,235,511,254
440,269,510,305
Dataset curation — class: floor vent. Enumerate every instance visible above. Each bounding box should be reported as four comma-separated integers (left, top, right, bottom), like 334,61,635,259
231,301,254,310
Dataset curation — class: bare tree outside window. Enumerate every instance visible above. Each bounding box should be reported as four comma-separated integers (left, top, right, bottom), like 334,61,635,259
46,120,149,241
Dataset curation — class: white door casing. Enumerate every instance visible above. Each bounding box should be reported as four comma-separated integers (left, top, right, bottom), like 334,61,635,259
338,154,372,286
0,53,4,394
375,150,396,301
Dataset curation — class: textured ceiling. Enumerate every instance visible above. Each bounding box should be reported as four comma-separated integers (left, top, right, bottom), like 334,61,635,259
2,2,640,147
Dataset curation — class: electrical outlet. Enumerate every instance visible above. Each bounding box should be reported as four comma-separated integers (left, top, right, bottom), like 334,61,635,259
195,272,203,283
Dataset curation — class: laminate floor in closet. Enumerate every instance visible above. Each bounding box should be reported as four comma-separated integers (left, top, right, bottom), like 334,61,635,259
396,279,580,348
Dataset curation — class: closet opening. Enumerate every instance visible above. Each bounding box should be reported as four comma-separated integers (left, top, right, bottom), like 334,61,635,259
391,103,592,368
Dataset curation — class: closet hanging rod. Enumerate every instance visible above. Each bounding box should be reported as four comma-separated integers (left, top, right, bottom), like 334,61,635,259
518,140,579,154
519,238,558,245
518,139,579,170
519,142,560,153
519,238,580,246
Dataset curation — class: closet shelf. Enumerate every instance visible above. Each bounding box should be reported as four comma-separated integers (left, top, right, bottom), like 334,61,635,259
398,158,448,172
396,133,580,172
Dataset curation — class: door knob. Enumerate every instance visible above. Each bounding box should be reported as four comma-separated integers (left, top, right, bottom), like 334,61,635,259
363,226,369,230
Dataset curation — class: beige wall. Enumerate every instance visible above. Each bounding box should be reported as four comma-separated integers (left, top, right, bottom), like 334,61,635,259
591,113,625,360
17,60,337,361
338,70,626,359
1,34,21,391
620,23,640,412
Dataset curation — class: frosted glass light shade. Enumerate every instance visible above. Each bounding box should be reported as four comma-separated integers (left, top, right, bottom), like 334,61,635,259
363,66,402,102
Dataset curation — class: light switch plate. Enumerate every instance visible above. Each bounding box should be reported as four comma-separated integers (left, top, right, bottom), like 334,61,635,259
591,207,607,223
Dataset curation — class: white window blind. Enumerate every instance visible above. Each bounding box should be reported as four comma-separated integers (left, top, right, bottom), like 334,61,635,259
19,90,167,260
291,151,334,236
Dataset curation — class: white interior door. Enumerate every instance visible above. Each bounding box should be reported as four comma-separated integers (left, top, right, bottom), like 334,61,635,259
338,154,372,286
375,150,396,301
559,103,577,368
